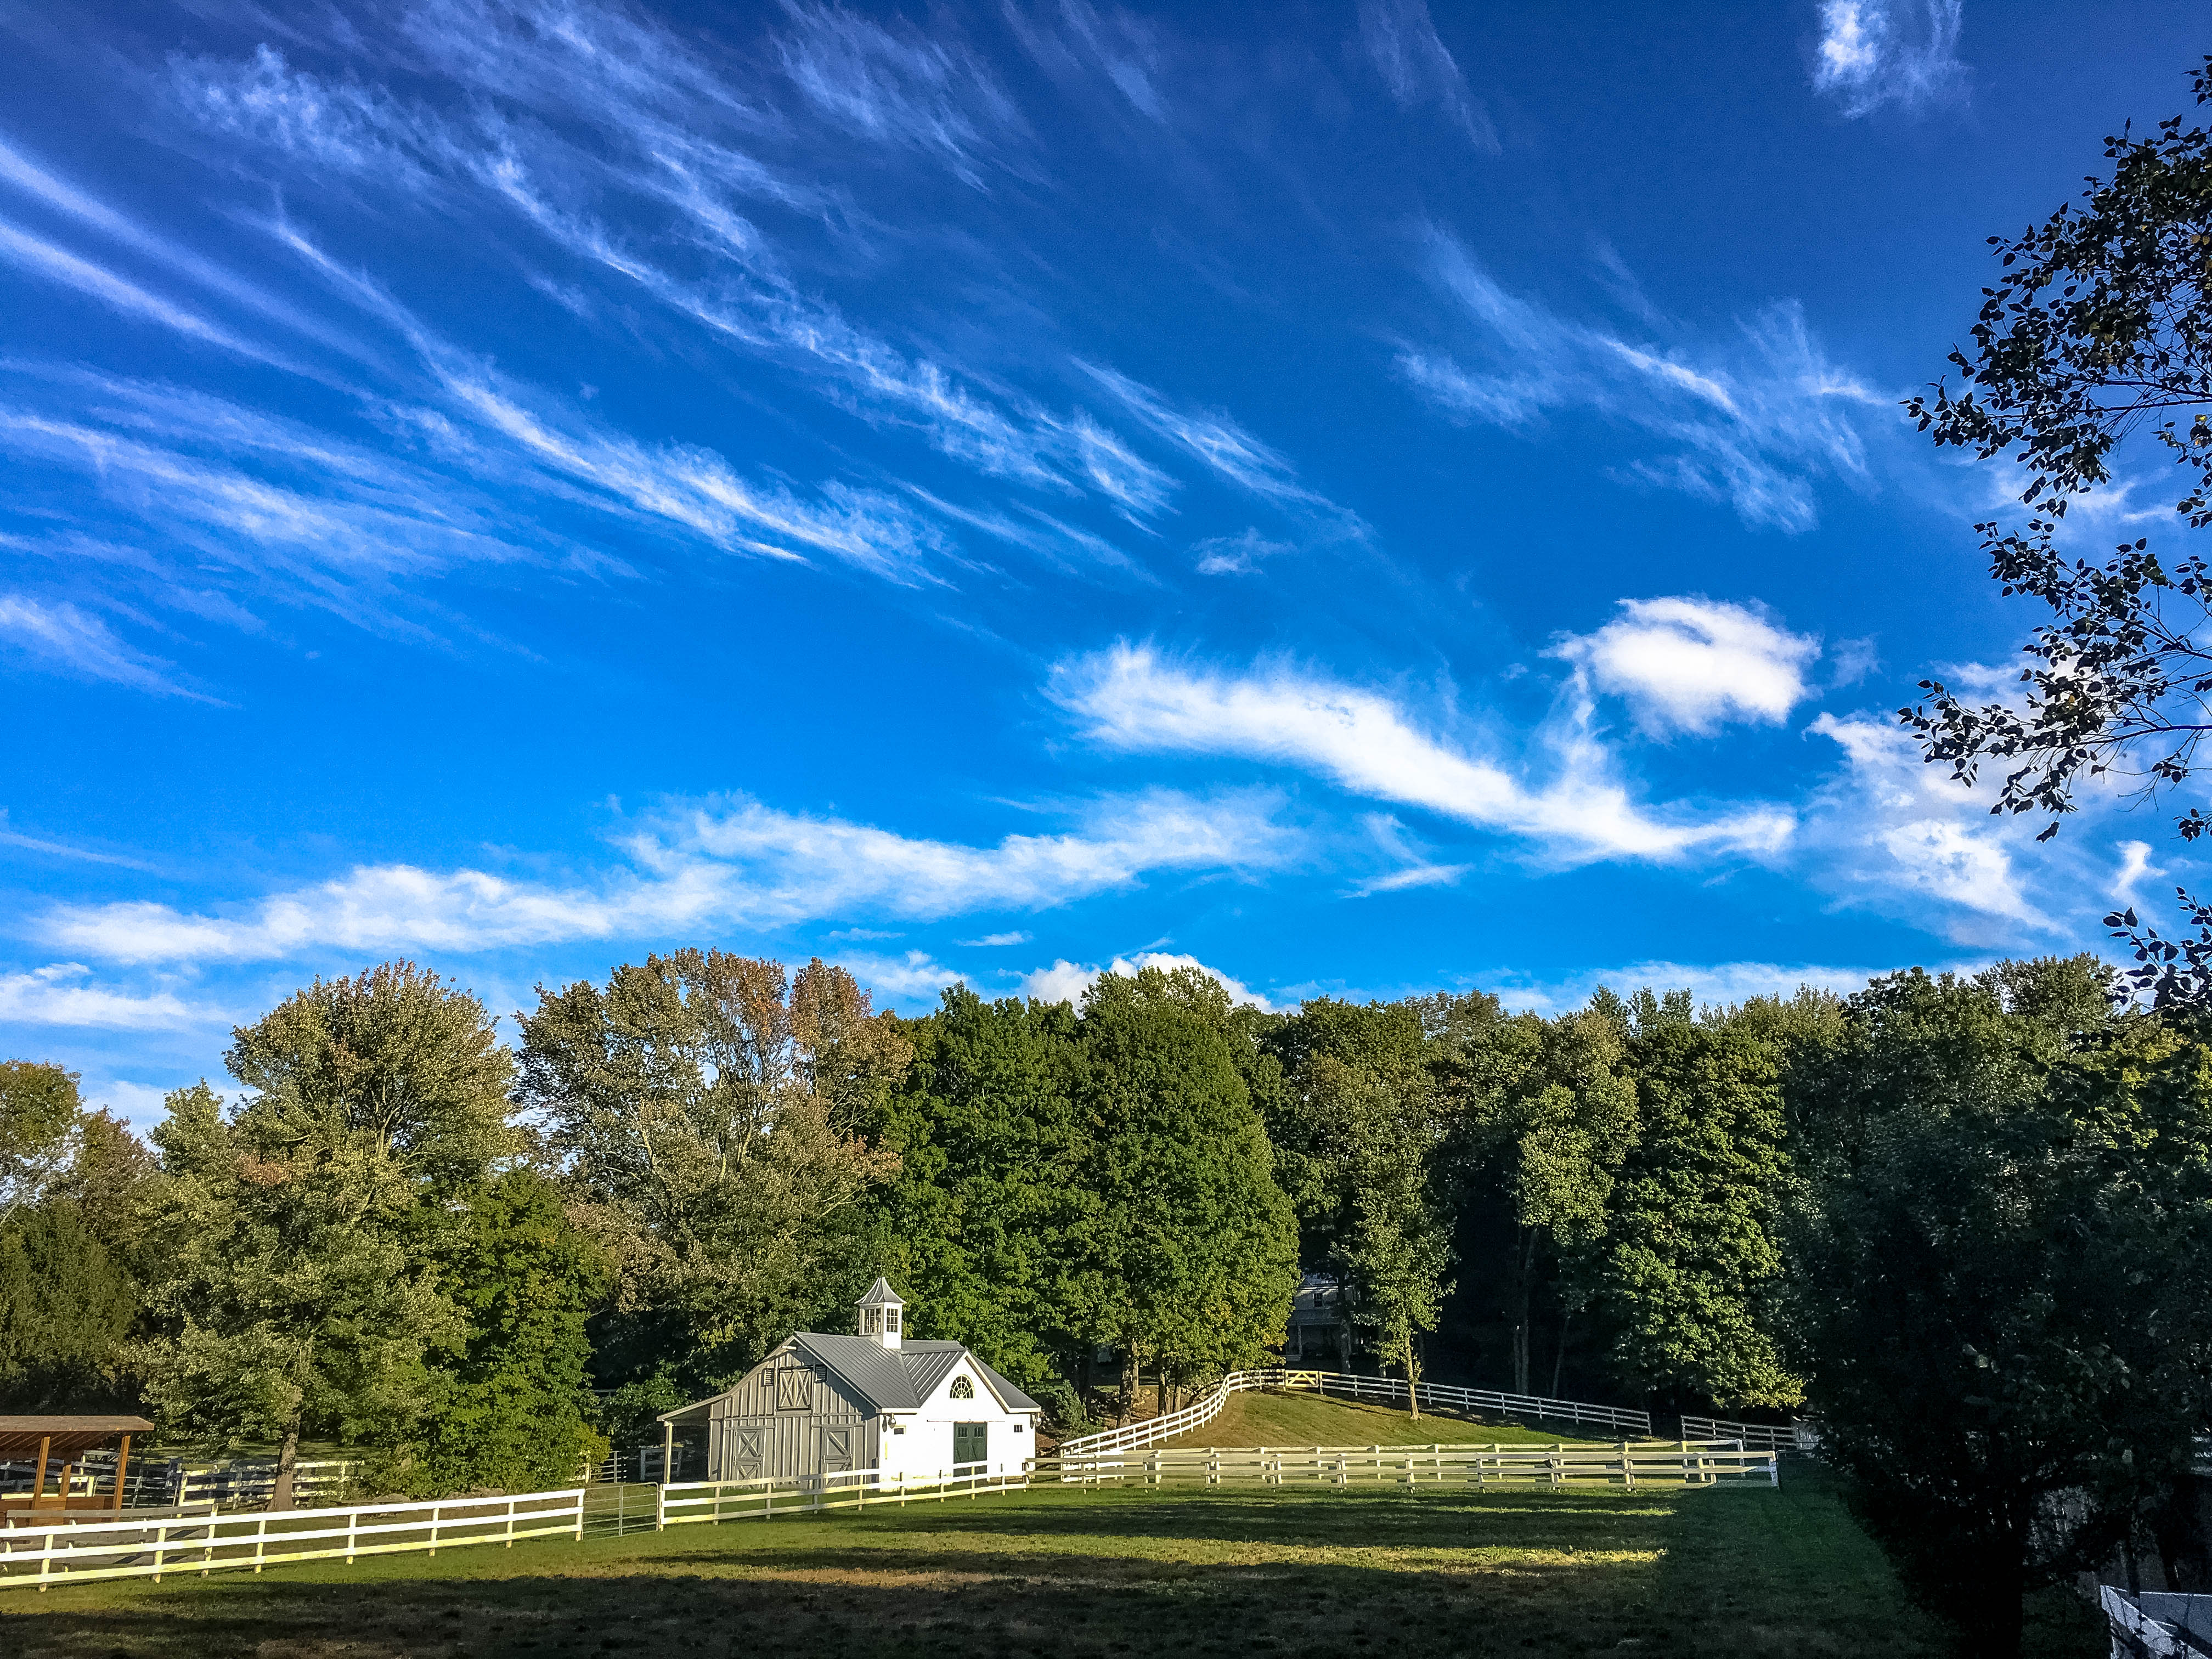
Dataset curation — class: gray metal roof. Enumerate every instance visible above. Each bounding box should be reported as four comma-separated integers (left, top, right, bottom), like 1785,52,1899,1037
658,1335,1042,1423
855,1275,904,1306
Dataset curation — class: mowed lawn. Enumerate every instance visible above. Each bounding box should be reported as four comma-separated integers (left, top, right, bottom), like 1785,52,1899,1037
1148,1389,1610,1449
0,1465,2107,1658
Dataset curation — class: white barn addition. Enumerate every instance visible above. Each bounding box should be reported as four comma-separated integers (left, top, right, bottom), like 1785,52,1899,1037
657,1278,1040,1485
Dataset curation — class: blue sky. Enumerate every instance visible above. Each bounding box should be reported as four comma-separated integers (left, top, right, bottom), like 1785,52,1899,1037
1,0,2202,1124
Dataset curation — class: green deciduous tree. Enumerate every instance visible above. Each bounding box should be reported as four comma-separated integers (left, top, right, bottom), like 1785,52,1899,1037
141,1081,461,1508
1074,967,1299,1404
1448,1006,1638,1396
407,1170,611,1494
140,964,521,1506
872,987,1088,1400
518,952,904,1396
1260,998,1454,1411
1596,1024,1797,1409
0,1060,81,1222
1785,967,2210,1657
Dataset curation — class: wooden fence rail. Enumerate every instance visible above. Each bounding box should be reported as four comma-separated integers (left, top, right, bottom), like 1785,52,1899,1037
1042,1440,1779,1491
1057,1368,1652,1459
659,1465,1031,1528
0,1488,585,1592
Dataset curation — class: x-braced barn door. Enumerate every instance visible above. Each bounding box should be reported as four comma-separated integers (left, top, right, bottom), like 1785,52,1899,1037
821,1426,853,1473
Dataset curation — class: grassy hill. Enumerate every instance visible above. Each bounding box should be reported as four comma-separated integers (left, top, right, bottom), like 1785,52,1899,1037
1146,1388,1608,1449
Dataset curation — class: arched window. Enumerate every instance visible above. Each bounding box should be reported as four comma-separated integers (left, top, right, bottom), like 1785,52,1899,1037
949,1376,975,1400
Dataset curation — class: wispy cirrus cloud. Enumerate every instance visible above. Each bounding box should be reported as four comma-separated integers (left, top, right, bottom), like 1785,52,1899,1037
1399,232,1882,532
1052,642,1794,862
37,789,1298,966
1551,596,1822,736
1356,0,1499,153
169,29,1179,520
1813,1,1968,118
0,591,206,698
775,4,1023,183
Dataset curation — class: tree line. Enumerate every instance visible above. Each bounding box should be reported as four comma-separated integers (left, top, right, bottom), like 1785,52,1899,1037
10,948,2211,1656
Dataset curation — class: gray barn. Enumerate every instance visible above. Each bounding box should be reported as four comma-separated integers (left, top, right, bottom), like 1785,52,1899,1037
658,1278,1041,1484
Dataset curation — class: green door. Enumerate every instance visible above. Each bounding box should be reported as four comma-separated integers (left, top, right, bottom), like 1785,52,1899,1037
952,1421,987,1470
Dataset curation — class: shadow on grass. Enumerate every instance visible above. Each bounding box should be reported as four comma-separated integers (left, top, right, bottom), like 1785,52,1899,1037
0,1479,2004,1659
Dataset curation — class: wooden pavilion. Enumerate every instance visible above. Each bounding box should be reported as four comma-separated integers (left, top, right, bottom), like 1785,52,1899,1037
0,1415,153,1523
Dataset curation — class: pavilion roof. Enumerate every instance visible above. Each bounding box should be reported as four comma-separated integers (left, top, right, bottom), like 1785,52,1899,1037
0,1416,155,1459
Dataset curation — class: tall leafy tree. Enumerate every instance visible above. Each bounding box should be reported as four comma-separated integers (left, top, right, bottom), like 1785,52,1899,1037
1261,1000,1454,1408
872,988,1088,1399
518,952,904,1396
142,1081,462,1507
139,964,517,1506
1784,966,2202,1658
1073,967,1299,1403
408,1170,611,1494
1595,1024,1797,1409
0,1060,81,1223
1447,1006,1638,1396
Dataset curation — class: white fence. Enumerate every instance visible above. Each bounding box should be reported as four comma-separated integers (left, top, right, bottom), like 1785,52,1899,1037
2102,1586,2212,1656
1677,1416,1813,1455
1057,1368,1651,1458
2,1453,360,1511
1045,1441,1778,1491
659,1465,1030,1528
0,1488,585,1592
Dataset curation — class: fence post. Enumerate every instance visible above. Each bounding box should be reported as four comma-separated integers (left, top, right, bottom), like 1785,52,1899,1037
572,1491,584,1544
429,1503,442,1558
654,1482,666,1533
507,1496,518,1547
346,1507,359,1565
255,1514,268,1573
153,1523,166,1583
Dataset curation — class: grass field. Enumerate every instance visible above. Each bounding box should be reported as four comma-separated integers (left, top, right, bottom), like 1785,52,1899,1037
0,1465,2106,1658
1147,1389,1608,1449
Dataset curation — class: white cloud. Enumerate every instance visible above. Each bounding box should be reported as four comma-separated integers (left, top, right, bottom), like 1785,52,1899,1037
1192,528,1293,576
957,931,1032,947
0,593,205,699
2112,839,2162,910
80,1077,182,1130
1357,0,1499,152
839,949,969,1003
1079,363,1367,536
0,964,221,1030
1020,951,1278,1011
1813,2,1967,117
0,216,293,371
1485,957,1934,1017
1803,710,2054,941
1401,233,1882,533
1053,642,1793,863
1552,596,1821,735
774,4,1023,185
39,791,1297,966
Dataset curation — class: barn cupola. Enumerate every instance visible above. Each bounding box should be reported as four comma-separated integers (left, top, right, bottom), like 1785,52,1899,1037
855,1276,905,1350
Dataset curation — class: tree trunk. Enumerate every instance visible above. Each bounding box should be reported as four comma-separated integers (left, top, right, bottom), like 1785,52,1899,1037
1404,1333,1421,1422
1551,1310,1572,1399
1120,1346,1140,1422
1511,1227,1539,1396
269,1419,301,1513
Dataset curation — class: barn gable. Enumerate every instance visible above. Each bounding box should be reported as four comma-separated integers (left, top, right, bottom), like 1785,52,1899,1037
657,1280,1043,1484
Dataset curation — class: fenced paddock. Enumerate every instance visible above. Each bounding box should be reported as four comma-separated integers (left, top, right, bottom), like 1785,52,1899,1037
1046,1440,1779,1491
1058,1367,1650,1459
0,1487,584,1592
